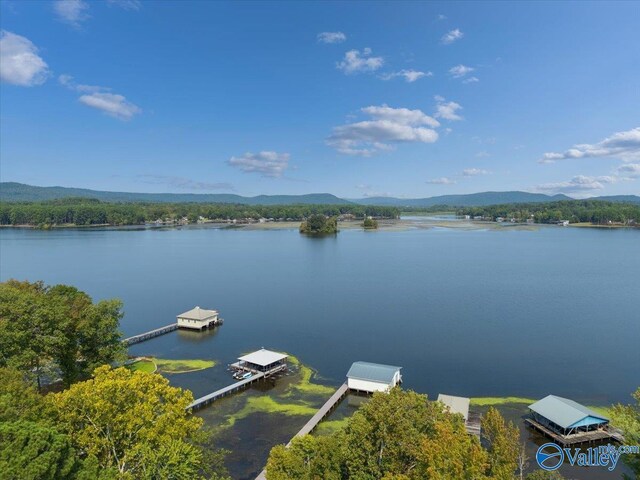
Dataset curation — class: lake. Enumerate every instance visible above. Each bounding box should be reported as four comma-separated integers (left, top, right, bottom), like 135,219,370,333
1,219,638,478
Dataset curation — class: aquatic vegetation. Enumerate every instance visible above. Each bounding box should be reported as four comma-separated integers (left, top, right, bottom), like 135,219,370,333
155,358,216,373
314,417,350,436
285,355,335,396
225,396,318,427
128,358,215,374
470,396,536,406
128,359,156,373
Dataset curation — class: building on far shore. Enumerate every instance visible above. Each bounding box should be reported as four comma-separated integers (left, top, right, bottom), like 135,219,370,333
176,306,221,330
346,361,402,393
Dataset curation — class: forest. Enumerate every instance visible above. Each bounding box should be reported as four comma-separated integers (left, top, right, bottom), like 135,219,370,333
455,200,640,225
0,198,400,227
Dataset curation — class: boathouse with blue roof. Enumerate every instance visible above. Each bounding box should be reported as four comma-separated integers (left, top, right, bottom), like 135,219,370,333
525,394,621,445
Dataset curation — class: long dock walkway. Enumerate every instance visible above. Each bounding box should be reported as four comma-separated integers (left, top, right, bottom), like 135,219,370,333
255,382,349,480
122,323,178,346
187,372,265,411
288,382,349,444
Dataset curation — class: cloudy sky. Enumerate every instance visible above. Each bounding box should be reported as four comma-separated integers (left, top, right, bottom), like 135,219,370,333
1,1,638,198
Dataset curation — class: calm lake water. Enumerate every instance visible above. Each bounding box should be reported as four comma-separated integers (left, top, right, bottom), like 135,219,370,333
1,220,638,479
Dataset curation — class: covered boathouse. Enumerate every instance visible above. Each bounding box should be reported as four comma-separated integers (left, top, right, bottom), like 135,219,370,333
346,361,402,393
437,394,482,437
176,306,221,330
231,349,288,376
526,394,619,445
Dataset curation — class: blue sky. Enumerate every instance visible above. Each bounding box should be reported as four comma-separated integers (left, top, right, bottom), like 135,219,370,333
1,1,639,198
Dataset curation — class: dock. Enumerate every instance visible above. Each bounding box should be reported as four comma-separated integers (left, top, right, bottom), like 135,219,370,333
187,372,266,411
525,418,624,445
255,382,349,480
288,382,349,444
122,323,178,346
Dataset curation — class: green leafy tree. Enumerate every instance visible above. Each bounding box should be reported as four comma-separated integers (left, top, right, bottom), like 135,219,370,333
0,280,125,388
0,367,46,423
611,387,640,477
0,420,107,480
481,407,521,480
266,389,520,480
48,365,226,479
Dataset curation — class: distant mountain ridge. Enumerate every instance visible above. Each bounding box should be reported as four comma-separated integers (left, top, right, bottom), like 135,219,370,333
0,183,348,205
1,182,639,206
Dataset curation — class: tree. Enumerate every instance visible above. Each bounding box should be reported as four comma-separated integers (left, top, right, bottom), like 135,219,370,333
0,367,46,423
0,421,104,480
266,389,519,480
300,214,338,234
363,217,378,229
611,387,640,477
481,407,521,480
48,365,224,479
0,280,125,388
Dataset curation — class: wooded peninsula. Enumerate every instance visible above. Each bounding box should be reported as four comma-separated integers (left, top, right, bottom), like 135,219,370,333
0,198,400,228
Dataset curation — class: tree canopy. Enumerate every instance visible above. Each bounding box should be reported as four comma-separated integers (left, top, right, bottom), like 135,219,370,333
266,388,523,480
0,280,125,389
0,199,399,227
299,214,338,235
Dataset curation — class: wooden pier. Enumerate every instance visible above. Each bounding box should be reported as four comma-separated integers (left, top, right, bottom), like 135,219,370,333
187,372,266,411
288,382,349,444
255,383,349,480
525,418,624,446
122,323,178,346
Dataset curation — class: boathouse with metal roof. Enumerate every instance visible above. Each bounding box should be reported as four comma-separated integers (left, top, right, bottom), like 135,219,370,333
346,361,402,393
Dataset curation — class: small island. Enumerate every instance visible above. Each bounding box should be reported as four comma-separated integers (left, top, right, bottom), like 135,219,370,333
363,217,378,230
299,214,338,235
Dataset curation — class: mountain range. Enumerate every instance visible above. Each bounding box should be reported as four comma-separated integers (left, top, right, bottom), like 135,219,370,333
1,182,639,206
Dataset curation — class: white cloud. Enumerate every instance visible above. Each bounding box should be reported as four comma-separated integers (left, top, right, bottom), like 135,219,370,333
78,92,141,120
434,96,463,121
427,177,456,185
475,151,490,158
59,74,108,93
539,127,640,164
337,48,383,74
616,163,640,178
54,0,90,27
317,31,346,44
463,168,489,176
107,0,142,10
441,28,464,45
327,104,440,156
228,151,290,178
437,14,447,21
535,175,616,194
0,31,49,86
463,76,479,84
449,64,474,78
380,69,432,82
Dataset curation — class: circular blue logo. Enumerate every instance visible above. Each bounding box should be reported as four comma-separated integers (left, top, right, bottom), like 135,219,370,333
536,443,564,471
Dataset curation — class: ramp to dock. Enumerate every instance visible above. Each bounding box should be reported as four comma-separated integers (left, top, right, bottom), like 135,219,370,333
187,372,265,411
288,382,348,444
255,382,349,480
122,323,178,346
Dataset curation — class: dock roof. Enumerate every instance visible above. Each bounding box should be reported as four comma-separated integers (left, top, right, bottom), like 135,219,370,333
177,306,218,320
529,395,609,429
437,394,470,421
238,349,288,367
346,361,401,384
